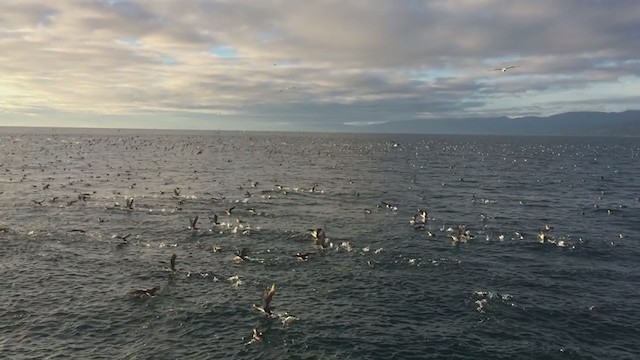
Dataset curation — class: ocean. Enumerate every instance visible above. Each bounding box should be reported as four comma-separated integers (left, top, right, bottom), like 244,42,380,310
1,127,639,359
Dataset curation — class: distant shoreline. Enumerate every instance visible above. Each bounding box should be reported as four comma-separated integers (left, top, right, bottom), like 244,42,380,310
1,110,639,137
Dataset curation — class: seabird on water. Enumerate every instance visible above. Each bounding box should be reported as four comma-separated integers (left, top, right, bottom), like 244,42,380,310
228,275,243,287
293,252,312,261
129,286,160,299
234,248,250,262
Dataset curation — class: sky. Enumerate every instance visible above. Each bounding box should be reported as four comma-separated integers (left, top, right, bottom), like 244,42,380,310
1,0,639,131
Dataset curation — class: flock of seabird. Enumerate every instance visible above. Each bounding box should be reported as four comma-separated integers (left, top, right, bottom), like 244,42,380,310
1,133,634,349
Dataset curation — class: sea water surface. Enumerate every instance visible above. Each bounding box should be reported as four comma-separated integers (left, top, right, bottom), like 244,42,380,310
1,127,639,359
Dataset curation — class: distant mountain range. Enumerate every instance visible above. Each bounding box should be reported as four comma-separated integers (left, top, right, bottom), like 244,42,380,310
340,110,640,136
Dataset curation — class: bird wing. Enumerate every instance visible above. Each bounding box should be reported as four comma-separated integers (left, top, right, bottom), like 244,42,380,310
263,284,276,309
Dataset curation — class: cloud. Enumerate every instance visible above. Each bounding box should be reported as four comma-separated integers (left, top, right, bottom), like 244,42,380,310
1,0,639,130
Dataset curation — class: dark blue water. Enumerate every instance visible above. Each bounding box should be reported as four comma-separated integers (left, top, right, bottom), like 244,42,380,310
1,127,639,359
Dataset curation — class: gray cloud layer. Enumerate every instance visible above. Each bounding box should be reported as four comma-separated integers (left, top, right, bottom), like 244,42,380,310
1,0,639,130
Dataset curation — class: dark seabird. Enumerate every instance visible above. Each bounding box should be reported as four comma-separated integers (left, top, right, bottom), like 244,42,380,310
210,214,220,225
413,223,426,231
225,207,236,216
32,199,45,206
126,197,134,209
174,188,181,197
253,284,276,315
170,253,177,271
117,233,131,241
115,234,131,249
189,215,199,230
234,248,250,262
129,286,160,299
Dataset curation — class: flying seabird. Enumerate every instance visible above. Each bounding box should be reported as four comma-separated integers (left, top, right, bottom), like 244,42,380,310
126,197,134,209
417,209,428,223
225,207,235,216
253,284,276,315
490,65,519,72
309,228,331,248
115,234,131,249
246,328,263,345
116,233,131,241
170,253,177,271
538,230,549,243
309,228,323,240
189,215,199,230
